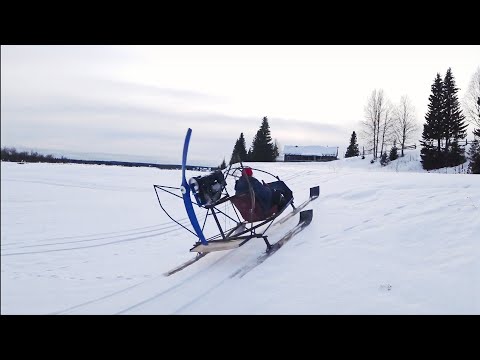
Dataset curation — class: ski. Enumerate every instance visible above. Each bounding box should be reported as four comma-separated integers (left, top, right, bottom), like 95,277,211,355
163,252,209,276
231,209,314,278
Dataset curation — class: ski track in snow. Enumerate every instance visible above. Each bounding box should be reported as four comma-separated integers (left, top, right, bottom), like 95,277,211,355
2,177,146,193
2,219,190,246
116,250,239,314
1,225,189,256
55,246,241,314
0,221,191,252
54,195,313,314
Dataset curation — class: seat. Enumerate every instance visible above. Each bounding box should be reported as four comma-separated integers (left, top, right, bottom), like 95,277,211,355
230,192,278,222
230,181,293,223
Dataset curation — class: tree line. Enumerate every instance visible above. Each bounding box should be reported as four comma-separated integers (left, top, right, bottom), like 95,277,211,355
219,116,279,169
1,146,214,171
421,67,479,173
1,147,69,163
346,66,480,173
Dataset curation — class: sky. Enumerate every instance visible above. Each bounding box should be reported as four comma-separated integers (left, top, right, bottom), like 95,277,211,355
1,45,479,166
1,148,479,314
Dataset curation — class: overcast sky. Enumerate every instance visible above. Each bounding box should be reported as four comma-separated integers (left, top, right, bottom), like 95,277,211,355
1,45,479,166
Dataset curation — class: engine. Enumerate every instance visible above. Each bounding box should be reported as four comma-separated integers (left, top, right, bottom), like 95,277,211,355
189,170,226,206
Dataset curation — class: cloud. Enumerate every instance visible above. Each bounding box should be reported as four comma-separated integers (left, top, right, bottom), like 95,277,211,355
1,96,350,166
97,79,225,102
4,45,402,165
1,62,351,166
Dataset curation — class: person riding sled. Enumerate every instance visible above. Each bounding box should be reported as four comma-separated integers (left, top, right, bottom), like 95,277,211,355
235,167,287,213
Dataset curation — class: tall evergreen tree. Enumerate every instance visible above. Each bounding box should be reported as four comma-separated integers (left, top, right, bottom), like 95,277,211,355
421,73,445,170
229,139,240,165
468,95,480,173
467,138,480,174
250,116,276,162
229,132,248,164
272,139,280,159
238,133,248,161
425,73,445,152
443,68,468,166
345,131,360,158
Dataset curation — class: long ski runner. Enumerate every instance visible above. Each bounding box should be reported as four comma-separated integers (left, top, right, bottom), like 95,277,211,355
230,209,313,278
163,252,208,276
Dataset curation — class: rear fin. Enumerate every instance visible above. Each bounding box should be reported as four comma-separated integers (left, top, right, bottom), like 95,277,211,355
310,186,320,199
299,209,313,225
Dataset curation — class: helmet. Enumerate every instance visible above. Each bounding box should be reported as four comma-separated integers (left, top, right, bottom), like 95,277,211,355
242,167,253,177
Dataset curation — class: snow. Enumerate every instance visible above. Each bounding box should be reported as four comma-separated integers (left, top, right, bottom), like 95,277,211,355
1,149,479,314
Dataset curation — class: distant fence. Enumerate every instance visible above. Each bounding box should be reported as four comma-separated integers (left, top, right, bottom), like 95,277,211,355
453,163,469,174
427,162,470,174
422,139,474,148
361,144,416,156
361,139,477,156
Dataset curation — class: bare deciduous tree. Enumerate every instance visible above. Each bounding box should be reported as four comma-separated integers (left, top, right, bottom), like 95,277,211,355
379,100,395,158
361,89,388,159
393,95,419,157
462,67,480,133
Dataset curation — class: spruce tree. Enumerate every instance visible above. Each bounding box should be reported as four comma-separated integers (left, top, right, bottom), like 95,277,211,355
229,138,240,165
229,132,248,165
389,143,399,161
467,138,480,174
272,139,280,159
345,131,360,158
238,133,248,161
468,113,480,173
380,151,390,166
250,116,276,162
443,68,468,166
421,73,445,170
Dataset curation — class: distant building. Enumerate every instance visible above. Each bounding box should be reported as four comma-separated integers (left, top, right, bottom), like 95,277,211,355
283,145,338,162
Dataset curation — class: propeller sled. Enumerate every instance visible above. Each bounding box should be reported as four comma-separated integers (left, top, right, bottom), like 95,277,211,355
153,128,319,275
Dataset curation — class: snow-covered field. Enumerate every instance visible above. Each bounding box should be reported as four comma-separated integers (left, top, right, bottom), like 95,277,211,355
1,150,479,314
